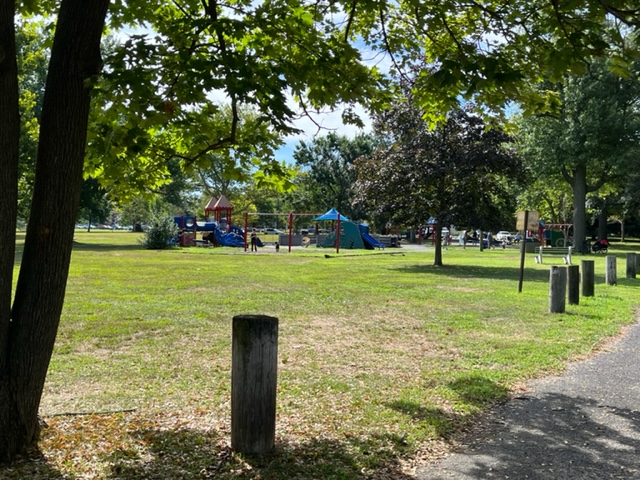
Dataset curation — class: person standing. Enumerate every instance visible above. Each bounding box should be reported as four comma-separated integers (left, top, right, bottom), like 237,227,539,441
250,229,257,252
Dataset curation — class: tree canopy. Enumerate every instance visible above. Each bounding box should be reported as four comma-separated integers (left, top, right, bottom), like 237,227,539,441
516,58,640,251
292,133,379,220
355,99,523,265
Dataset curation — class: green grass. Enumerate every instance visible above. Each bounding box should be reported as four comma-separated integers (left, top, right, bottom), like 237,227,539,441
5,232,640,479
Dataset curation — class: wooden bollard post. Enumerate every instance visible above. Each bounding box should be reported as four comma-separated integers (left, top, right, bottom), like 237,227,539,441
231,315,278,454
549,266,567,313
606,255,617,286
567,265,579,305
581,260,594,297
626,253,637,279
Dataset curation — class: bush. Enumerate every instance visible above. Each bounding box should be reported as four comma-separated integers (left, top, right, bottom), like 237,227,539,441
140,216,178,249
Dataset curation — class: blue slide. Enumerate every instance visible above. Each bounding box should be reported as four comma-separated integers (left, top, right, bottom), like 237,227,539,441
213,224,245,247
361,232,385,249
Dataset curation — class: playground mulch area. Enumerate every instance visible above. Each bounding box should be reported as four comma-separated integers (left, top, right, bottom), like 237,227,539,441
4,232,640,479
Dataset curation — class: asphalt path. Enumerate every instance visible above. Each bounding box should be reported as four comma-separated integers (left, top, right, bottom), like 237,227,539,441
417,321,640,479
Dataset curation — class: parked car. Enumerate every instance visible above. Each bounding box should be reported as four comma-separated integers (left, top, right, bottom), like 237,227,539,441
495,231,513,242
264,228,284,235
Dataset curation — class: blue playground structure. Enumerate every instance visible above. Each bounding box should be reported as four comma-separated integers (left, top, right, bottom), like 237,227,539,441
359,224,386,249
318,220,386,250
173,216,245,247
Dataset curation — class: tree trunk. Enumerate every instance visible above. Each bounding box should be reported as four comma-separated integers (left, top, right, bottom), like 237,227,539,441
0,0,21,462
572,165,588,254
597,204,607,240
434,224,443,266
0,0,109,462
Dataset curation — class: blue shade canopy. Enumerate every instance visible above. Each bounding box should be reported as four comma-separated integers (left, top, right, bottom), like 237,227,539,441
314,208,350,222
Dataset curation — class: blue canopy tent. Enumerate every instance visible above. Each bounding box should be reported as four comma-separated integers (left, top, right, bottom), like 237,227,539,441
314,209,348,253
313,208,350,222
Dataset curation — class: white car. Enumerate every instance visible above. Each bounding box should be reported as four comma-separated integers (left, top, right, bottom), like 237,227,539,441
495,231,513,242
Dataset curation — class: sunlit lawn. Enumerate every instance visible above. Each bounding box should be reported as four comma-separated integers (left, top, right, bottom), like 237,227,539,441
5,231,640,479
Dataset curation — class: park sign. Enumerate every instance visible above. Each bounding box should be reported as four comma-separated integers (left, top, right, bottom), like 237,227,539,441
516,210,539,231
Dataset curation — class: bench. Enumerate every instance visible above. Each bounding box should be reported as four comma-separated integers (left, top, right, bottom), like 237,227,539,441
535,246,572,265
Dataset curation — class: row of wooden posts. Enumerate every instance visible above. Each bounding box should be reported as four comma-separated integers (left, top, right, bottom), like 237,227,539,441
549,253,639,313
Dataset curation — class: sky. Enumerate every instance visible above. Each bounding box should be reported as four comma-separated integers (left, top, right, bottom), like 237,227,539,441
273,44,390,164
274,104,373,164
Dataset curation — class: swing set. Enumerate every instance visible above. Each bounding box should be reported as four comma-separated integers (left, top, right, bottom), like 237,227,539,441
243,212,317,253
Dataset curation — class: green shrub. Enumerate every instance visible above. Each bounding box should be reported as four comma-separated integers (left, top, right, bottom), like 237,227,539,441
140,216,178,249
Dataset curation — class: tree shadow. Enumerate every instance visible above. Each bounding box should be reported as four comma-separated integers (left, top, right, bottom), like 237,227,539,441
390,261,630,287
447,375,510,407
392,263,553,284
386,375,510,439
101,425,418,479
386,399,458,439
417,391,640,479
0,447,66,479
71,241,146,252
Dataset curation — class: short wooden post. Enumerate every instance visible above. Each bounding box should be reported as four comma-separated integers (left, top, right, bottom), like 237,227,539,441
581,260,595,297
549,266,567,313
606,255,617,286
567,265,579,305
231,315,278,454
626,253,637,279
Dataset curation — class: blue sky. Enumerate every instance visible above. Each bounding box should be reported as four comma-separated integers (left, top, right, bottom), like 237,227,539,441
273,105,373,164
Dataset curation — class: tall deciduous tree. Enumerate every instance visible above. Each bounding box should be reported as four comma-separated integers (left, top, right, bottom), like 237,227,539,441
355,102,523,266
516,59,640,252
1,0,111,460
292,133,379,220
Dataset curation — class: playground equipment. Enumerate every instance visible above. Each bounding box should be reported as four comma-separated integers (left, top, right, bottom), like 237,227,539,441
243,211,321,253
542,223,573,247
174,215,244,247
318,221,386,250
314,209,386,250
205,195,234,231
171,195,245,247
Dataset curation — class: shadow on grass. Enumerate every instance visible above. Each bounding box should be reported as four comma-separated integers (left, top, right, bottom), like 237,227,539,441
12,240,143,265
392,259,640,287
387,376,509,439
392,263,552,284
447,375,510,407
0,449,66,480
101,427,417,479
71,241,145,252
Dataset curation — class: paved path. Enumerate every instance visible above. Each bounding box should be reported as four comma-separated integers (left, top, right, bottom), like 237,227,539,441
417,322,640,479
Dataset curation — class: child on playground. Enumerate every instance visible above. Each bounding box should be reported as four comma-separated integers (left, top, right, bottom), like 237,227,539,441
275,241,280,252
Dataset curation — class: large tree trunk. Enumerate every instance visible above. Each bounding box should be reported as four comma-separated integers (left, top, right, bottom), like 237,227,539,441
572,165,588,254
0,0,109,462
598,204,608,241
433,224,443,266
0,0,21,462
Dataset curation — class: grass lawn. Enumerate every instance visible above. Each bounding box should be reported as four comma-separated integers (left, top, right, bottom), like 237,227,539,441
4,232,640,479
